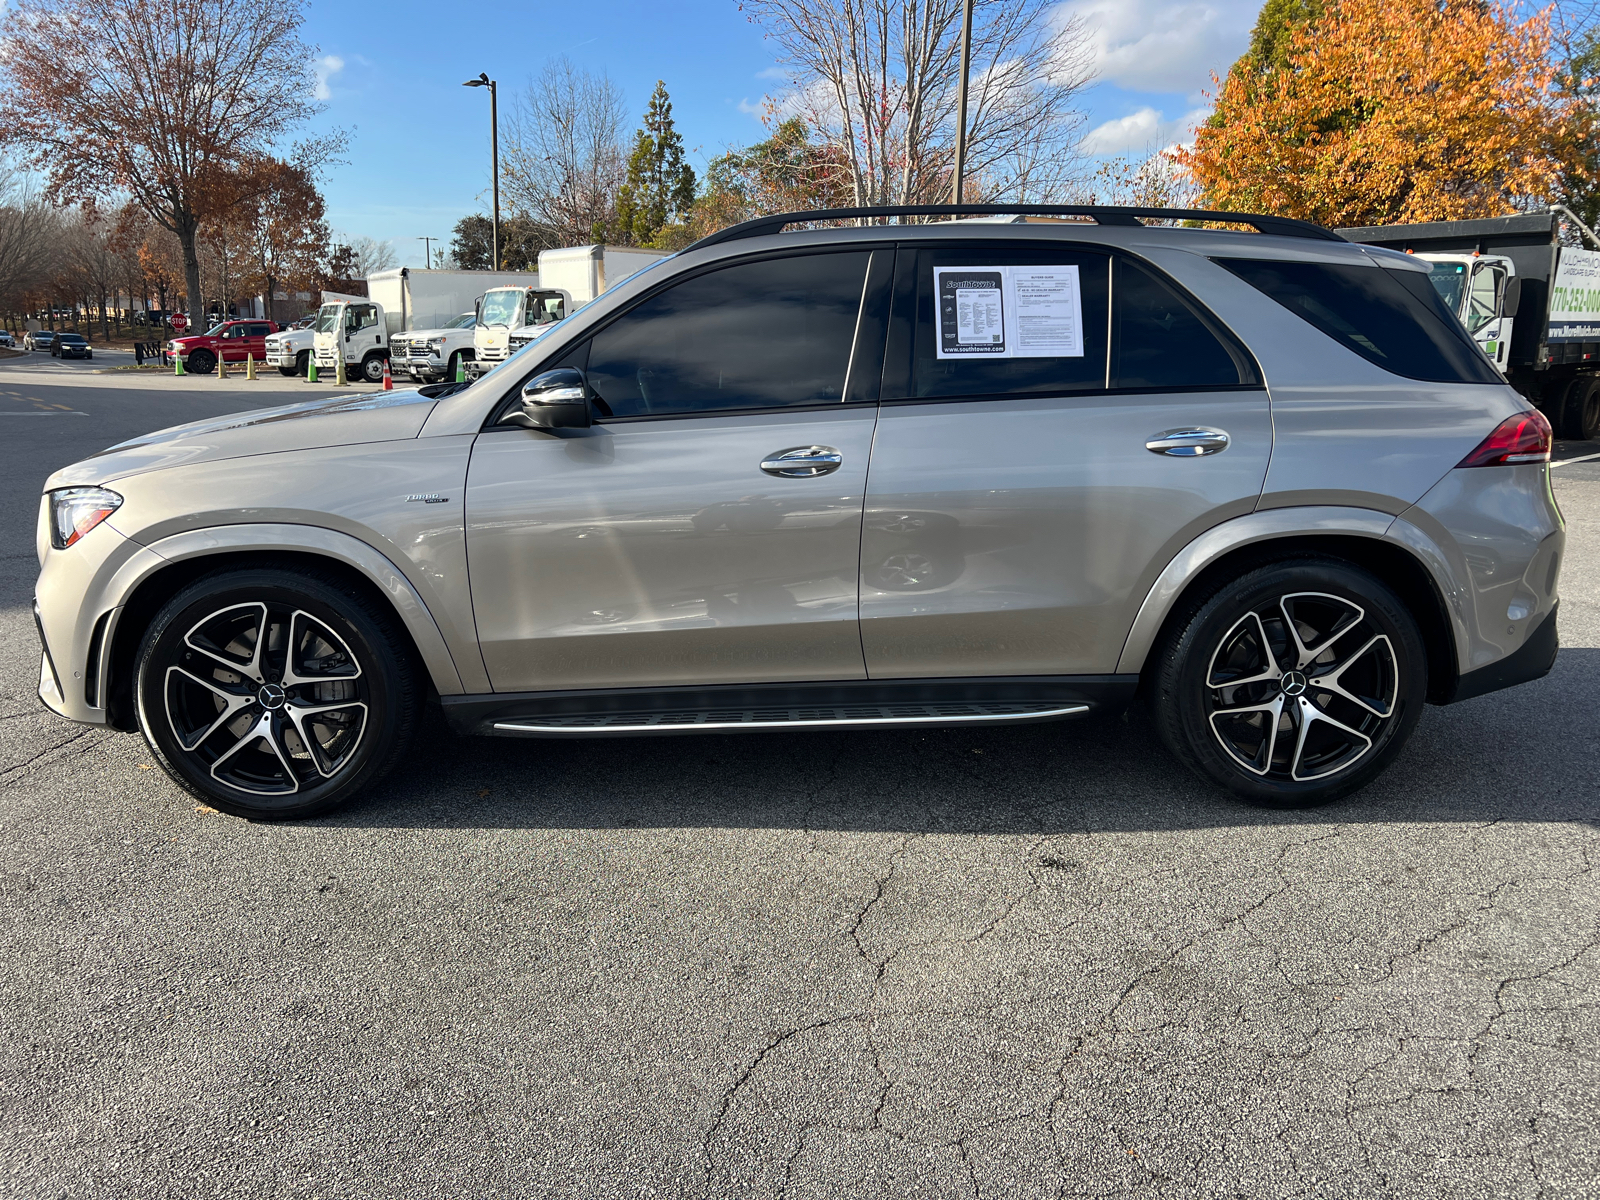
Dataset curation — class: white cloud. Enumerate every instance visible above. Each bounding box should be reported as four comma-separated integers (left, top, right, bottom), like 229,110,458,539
756,66,790,81
1082,105,1211,156
1062,0,1253,97
312,55,344,101
736,97,764,116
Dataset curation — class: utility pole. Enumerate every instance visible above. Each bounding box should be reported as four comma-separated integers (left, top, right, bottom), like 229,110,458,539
464,72,500,269
951,0,975,206
419,236,435,267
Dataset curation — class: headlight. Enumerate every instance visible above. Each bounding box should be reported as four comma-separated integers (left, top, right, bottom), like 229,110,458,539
48,487,122,550
426,336,446,347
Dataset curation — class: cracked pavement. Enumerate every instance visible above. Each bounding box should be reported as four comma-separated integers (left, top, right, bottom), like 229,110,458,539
1,371,1597,1198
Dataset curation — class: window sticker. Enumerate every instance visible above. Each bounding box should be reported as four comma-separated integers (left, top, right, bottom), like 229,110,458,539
934,265,1084,360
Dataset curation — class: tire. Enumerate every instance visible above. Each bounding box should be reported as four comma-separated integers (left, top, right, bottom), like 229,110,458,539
1556,377,1600,442
278,365,295,377
1149,557,1427,808
187,349,216,374
134,567,421,819
360,353,386,383
445,352,461,381
295,351,310,378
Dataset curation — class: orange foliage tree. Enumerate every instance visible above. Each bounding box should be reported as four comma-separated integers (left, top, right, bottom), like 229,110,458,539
1177,0,1590,226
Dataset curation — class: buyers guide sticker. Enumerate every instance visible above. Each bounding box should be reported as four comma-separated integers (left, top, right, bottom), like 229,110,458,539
935,265,1084,360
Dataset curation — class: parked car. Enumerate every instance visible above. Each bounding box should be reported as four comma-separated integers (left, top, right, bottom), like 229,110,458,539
51,333,93,360
24,330,55,352
167,319,280,374
0,330,15,348
32,203,1564,820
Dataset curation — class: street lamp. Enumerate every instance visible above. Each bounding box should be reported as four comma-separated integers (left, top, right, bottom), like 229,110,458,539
463,72,500,270
951,0,975,206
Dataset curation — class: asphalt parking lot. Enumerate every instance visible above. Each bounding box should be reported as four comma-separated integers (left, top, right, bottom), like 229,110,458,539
2,355,1597,1199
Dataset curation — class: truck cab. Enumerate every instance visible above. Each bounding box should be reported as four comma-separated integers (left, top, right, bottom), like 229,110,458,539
473,286,571,370
312,299,389,382
1415,253,1517,372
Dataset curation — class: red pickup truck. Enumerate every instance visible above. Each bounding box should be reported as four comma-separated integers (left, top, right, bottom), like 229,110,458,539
168,319,281,374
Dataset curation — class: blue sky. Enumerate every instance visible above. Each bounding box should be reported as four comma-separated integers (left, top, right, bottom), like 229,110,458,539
302,0,1259,267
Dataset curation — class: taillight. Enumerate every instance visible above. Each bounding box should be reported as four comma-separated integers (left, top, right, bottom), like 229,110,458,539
1457,410,1552,468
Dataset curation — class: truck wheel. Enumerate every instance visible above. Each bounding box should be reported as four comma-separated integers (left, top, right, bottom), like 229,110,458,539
446,352,463,381
1557,377,1600,441
295,351,310,378
187,349,216,374
277,365,295,377
361,354,386,383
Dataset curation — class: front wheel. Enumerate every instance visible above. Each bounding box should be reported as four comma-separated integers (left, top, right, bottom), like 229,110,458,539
295,351,310,378
1150,558,1427,808
187,349,216,374
278,365,295,377
135,567,421,819
361,353,386,383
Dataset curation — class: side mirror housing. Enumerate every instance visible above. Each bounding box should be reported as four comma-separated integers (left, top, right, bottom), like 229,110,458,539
501,368,592,430
1502,275,1521,319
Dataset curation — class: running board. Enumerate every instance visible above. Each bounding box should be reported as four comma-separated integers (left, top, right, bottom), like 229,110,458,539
443,676,1137,739
492,700,1088,736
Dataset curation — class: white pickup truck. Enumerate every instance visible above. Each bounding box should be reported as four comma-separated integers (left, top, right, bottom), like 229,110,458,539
389,313,479,382
264,309,340,377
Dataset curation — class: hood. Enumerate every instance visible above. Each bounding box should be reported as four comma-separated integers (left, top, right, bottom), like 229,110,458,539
395,325,464,341
44,388,439,489
266,328,315,344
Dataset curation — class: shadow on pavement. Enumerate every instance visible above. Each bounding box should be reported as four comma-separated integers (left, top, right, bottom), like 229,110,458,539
318,647,1600,836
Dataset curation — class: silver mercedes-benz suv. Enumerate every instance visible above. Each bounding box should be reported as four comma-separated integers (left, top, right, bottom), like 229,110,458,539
33,205,1563,819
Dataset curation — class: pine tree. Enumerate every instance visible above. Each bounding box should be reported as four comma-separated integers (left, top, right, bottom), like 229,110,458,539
614,82,697,247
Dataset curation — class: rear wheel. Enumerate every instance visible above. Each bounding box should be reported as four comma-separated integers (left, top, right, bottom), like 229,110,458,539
1556,376,1600,441
1150,558,1427,808
135,567,421,819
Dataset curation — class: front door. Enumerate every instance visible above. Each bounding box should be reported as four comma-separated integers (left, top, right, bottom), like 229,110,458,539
860,246,1272,678
466,247,890,693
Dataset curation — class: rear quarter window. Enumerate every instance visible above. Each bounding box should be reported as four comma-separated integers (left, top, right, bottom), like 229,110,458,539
1215,257,1501,384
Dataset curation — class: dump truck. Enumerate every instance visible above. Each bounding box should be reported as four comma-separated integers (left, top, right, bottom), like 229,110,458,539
1340,209,1600,440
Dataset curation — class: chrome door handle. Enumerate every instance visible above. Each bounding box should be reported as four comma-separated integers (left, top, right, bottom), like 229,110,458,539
760,446,842,477
1146,428,1231,457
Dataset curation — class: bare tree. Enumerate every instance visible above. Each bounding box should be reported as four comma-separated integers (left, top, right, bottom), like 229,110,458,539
502,58,628,246
742,0,1095,207
0,0,335,329
335,235,397,278
0,165,57,319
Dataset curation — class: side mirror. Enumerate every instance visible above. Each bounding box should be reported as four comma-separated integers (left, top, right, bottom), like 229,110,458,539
1502,276,1521,319
501,368,592,430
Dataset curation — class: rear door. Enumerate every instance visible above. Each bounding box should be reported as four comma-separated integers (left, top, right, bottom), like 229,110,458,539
859,244,1272,678
465,247,892,692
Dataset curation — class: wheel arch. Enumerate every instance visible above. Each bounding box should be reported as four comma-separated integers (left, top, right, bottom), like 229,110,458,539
1116,509,1460,705
100,532,465,731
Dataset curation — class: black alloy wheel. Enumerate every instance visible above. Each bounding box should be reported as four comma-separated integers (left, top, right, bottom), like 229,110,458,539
1151,558,1427,808
295,351,310,378
187,348,216,374
136,568,421,819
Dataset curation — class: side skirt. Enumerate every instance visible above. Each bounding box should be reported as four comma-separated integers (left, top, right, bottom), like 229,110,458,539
443,675,1140,738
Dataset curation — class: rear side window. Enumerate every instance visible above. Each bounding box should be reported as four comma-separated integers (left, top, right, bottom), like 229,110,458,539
1216,258,1500,383
586,251,870,418
1113,260,1257,389
909,248,1110,399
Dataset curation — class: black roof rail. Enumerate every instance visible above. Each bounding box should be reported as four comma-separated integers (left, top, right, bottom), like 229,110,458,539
685,204,1347,251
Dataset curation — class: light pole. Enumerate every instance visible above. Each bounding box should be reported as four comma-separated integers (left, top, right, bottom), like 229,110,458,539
951,0,975,206
463,72,500,270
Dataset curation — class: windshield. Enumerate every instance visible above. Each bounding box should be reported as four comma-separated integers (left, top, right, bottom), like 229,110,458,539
1426,261,1469,317
480,289,521,327
203,322,229,337
443,313,476,330
314,304,341,334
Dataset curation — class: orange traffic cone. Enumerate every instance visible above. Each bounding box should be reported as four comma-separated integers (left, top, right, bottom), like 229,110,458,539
382,357,393,390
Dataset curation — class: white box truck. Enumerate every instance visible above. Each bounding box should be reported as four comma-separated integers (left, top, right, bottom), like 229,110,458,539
469,244,670,375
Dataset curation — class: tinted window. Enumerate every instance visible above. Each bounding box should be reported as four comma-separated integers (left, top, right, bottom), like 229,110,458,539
911,249,1109,399
586,252,869,417
248,323,272,337
1113,260,1254,389
1217,257,1500,384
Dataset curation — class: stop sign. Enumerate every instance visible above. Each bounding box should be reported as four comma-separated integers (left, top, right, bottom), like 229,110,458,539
169,312,188,331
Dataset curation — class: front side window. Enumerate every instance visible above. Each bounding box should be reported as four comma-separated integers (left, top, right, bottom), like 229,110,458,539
1113,260,1256,389
1217,257,1501,384
1466,265,1504,334
909,248,1110,400
526,291,566,326
585,251,871,418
